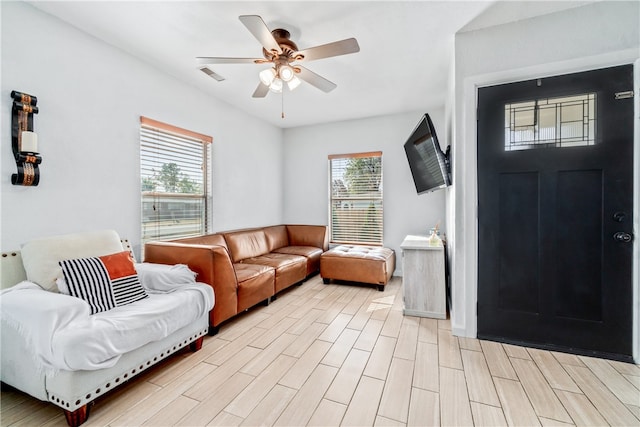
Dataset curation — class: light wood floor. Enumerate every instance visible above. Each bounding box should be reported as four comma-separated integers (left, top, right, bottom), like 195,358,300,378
2,276,639,426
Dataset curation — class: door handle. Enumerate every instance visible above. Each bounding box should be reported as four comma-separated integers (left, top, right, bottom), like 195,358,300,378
613,212,626,222
613,232,633,243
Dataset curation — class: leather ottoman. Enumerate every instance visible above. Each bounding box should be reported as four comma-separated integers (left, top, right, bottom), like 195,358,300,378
320,245,396,291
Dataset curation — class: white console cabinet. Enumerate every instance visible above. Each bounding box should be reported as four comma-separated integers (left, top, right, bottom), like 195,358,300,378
401,235,446,319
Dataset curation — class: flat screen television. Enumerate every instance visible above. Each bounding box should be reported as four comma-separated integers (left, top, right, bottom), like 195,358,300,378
403,113,451,194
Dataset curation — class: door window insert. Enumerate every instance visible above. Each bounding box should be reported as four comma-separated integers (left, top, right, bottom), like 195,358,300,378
504,93,596,151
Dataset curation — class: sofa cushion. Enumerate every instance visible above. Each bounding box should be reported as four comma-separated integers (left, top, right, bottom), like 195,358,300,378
59,251,148,314
287,225,329,250
264,225,289,251
224,230,270,263
273,246,324,275
242,253,307,292
233,263,274,312
233,262,273,283
21,230,124,292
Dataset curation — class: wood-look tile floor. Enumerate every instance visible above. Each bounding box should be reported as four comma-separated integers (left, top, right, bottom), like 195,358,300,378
2,276,640,426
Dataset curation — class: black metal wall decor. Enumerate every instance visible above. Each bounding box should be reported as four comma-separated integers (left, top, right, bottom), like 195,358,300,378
11,90,41,186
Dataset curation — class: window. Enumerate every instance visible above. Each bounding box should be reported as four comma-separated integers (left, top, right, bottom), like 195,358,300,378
504,93,596,151
329,151,383,245
140,117,211,245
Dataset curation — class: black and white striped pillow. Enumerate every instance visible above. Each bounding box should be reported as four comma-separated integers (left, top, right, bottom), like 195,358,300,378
59,251,148,314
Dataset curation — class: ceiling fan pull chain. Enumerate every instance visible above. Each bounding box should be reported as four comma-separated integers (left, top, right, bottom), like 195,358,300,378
281,90,285,119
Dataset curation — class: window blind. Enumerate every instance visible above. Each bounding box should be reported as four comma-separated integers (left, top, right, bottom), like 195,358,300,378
140,117,211,245
329,151,383,245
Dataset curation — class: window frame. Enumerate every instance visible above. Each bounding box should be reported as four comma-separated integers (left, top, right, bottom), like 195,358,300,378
140,116,212,245
328,151,384,246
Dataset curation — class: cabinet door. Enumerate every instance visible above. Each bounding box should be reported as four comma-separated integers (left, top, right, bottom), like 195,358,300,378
403,248,445,319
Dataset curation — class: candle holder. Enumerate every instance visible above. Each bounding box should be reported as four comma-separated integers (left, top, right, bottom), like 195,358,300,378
10,90,41,186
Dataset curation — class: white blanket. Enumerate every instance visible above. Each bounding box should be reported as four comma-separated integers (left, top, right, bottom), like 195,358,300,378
135,262,197,292
1,281,214,374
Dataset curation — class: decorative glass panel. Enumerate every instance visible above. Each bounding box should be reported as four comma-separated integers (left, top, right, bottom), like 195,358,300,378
504,93,596,151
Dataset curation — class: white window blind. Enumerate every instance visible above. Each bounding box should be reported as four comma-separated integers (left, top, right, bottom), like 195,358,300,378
329,151,383,245
140,117,211,245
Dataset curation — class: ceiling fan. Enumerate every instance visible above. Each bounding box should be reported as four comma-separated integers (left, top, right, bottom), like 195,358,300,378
197,15,360,98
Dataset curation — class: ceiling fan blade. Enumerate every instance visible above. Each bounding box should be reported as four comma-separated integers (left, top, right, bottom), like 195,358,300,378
297,66,337,93
297,38,360,62
239,15,282,54
196,57,261,65
252,82,270,98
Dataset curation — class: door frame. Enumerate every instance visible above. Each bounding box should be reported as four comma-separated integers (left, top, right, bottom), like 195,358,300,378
452,49,640,363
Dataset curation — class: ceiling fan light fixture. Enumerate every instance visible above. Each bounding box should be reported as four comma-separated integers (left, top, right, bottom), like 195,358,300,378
269,77,283,93
287,76,301,91
259,68,276,86
279,64,295,82
197,14,359,102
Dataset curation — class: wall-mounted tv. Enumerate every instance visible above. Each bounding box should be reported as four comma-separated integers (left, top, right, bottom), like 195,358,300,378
403,113,451,194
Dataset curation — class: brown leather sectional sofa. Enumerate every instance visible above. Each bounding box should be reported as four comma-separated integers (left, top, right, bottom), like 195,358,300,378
144,224,328,334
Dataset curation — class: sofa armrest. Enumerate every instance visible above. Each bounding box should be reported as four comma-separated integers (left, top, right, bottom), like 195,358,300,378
143,242,238,327
286,225,329,251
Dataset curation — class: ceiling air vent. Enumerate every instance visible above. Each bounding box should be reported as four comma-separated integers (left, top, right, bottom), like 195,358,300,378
199,67,225,82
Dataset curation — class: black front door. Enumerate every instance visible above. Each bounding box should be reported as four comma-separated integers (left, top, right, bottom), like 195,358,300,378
477,65,635,362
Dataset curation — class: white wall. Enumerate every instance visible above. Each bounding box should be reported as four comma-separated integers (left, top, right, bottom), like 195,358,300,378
282,111,448,274
1,2,283,256
451,1,640,361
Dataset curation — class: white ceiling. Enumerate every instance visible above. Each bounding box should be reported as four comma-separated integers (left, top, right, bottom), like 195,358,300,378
28,1,593,128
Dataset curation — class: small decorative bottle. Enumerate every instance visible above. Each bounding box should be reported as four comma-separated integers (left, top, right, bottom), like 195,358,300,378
428,227,442,247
